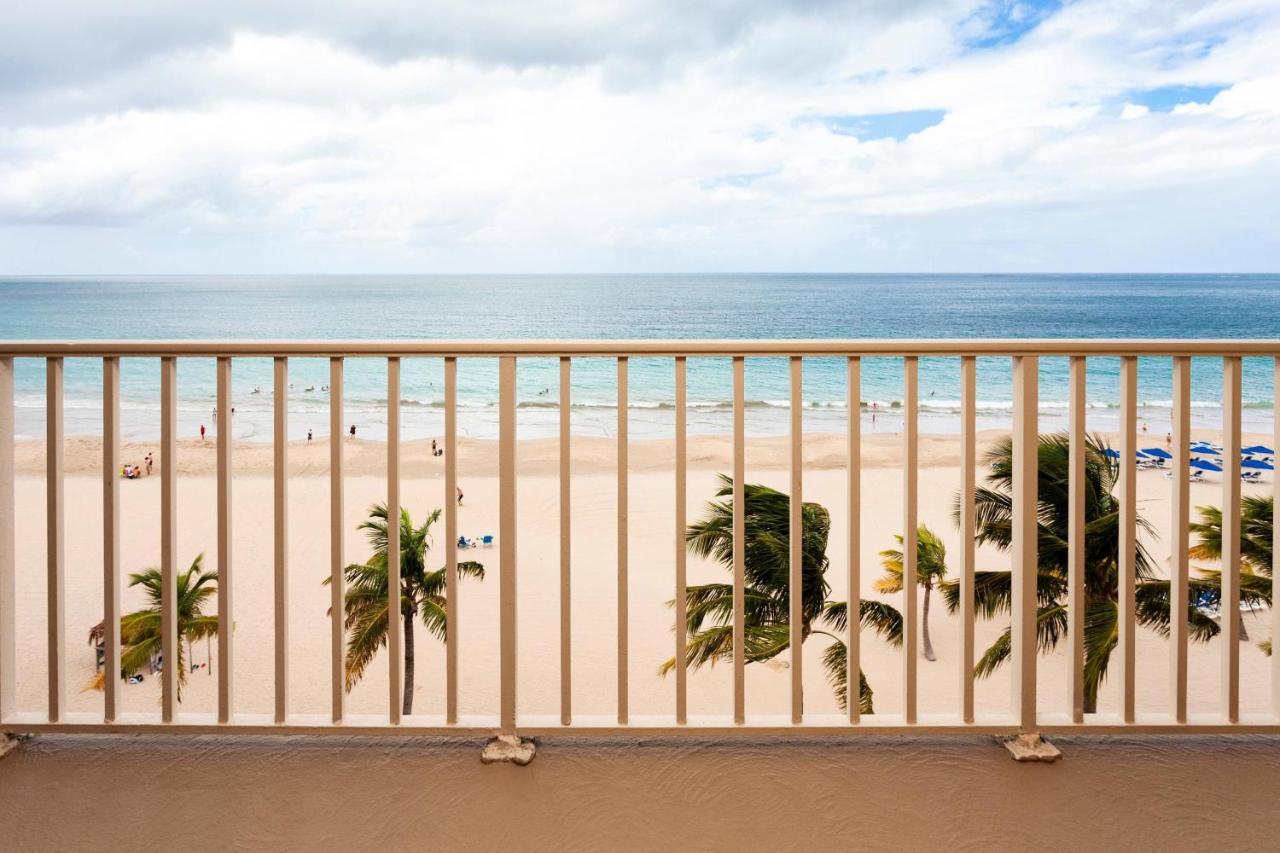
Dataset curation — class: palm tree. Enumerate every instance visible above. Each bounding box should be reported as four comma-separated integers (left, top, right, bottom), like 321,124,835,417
1188,495,1274,650
330,503,484,715
877,526,949,661
87,554,218,697
940,433,1259,713
661,475,901,714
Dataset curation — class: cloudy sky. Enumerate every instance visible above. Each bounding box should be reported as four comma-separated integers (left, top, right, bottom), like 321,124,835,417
1,0,1277,273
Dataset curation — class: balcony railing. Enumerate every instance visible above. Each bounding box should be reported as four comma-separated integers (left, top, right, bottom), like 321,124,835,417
0,340,1278,741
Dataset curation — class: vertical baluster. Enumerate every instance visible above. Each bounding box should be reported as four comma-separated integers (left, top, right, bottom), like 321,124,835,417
789,356,803,724
216,357,233,724
1011,355,1038,731
1068,356,1086,722
1118,356,1137,723
160,357,178,722
1170,356,1191,723
0,357,11,724
46,358,65,722
329,357,344,724
847,357,861,724
387,357,402,723
675,357,688,725
1222,356,1242,723
960,355,976,723
273,357,288,724
499,356,518,733
103,358,121,722
732,356,745,724
617,357,629,725
902,356,918,724
560,357,572,726
444,357,458,724
1274,357,1280,722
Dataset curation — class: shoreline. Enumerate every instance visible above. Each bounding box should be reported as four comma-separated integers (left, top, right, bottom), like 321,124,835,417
14,426,1275,478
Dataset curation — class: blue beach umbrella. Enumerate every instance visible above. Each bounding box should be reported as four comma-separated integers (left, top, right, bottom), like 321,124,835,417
1141,447,1173,460
1191,458,1223,472
1190,445,1221,456
1243,445,1274,455
1241,458,1274,470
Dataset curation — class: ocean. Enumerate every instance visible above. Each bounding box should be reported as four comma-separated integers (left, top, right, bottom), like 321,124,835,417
1,273,1277,441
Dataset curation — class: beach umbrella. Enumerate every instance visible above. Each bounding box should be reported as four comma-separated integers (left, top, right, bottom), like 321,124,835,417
1243,445,1274,455
1102,448,1121,459
1141,447,1173,460
1190,445,1221,456
1241,458,1274,470
1191,458,1223,472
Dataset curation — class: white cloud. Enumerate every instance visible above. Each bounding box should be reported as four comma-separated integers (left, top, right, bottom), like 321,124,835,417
0,0,1278,272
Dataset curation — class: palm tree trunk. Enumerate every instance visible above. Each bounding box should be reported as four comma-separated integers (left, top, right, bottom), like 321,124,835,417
402,608,415,716
921,582,936,661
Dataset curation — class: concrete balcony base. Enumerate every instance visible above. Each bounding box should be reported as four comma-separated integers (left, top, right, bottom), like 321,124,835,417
480,733,537,765
999,732,1062,762
0,731,28,759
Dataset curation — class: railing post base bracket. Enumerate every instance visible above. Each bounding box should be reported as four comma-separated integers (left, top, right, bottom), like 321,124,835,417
999,733,1061,763
481,734,536,766
0,732,29,760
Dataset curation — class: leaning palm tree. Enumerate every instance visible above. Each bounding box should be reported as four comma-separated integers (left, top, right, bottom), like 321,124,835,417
329,503,484,714
877,526,949,661
87,554,218,698
1188,495,1274,651
661,475,901,714
941,433,1267,713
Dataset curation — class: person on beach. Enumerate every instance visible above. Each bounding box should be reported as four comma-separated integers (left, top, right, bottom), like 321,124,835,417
1166,432,1172,448
200,424,206,441
457,486,463,505
145,453,153,476
307,429,313,442
432,439,438,455
349,424,356,439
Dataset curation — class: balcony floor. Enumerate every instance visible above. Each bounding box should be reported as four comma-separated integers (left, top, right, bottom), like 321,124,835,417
3,733,1279,851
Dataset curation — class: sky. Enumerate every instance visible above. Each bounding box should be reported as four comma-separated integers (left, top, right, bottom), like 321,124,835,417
0,0,1277,274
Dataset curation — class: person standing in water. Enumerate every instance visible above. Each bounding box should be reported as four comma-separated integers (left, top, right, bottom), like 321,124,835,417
307,429,313,442
200,424,206,442
349,424,356,439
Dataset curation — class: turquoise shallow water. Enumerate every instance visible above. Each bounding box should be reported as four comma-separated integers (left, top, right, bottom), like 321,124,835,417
1,274,1276,440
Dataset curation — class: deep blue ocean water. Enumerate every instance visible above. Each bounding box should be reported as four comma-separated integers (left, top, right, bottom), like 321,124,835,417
1,274,1277,440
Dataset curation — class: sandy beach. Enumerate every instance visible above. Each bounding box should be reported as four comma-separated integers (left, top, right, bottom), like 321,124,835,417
8,427,1276,723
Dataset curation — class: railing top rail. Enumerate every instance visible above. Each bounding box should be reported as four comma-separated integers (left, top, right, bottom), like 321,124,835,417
2,339,1280,357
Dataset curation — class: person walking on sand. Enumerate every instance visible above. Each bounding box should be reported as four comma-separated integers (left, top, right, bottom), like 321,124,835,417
349,424,356,439
456,486,463,506
145,453,153,476
200,424,206,442
307,429,313,442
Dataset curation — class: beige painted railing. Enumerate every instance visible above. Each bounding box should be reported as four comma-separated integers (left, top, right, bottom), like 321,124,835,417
1,340,1278,738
